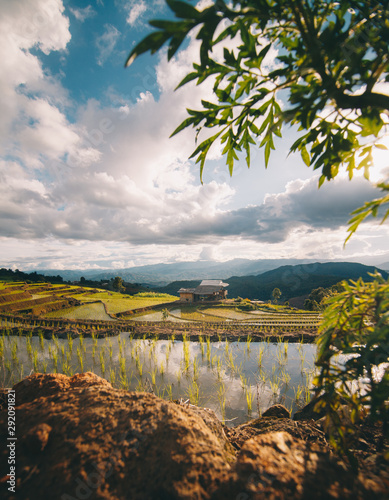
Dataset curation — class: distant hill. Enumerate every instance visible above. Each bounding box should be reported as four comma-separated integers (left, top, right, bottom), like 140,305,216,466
36,255,389,286
157,262,388,302
37,258,320,285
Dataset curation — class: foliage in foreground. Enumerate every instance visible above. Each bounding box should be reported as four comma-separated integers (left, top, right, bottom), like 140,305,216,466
314,273,389,459
127,0,389,236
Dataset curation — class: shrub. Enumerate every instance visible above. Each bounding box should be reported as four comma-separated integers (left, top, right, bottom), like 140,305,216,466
314,273,389,461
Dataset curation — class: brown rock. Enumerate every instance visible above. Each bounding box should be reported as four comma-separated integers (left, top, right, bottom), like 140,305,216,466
0,373,233,500
262,404,291,419
212,431,388,500
175,402,235,458
12,372,112,405
22,423,52,453
226,417,328,451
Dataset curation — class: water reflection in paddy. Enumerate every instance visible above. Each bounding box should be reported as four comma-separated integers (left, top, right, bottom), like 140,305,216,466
1,333,317,426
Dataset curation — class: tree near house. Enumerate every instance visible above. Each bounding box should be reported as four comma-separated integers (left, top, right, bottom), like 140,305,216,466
112,276,125,293
271,287,281,304
127,0,389,460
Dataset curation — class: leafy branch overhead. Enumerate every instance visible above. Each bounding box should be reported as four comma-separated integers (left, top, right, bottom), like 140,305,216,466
127,1,389,190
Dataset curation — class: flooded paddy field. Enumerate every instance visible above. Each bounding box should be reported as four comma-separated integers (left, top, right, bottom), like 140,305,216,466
0,331,317,425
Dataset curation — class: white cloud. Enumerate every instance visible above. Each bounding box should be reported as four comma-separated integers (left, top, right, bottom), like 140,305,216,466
0,1,388,270
69,5,96,22
95,24,120,66
126,1,147,26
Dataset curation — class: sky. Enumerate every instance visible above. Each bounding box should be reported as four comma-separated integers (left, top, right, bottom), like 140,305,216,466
0,0,388,272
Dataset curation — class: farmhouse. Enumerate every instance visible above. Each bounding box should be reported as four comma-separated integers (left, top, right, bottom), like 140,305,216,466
178,279,228,302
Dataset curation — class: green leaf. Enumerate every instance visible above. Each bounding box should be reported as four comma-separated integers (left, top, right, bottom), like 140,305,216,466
125,31,171,66
264,141,271,167
301,146,310,166
175,71,199,90
357,113,384,137
166,0,201,19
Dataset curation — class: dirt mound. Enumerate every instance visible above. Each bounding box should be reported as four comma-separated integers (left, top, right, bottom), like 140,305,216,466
1,373,233,500
212,431,388,500
0,374,387,500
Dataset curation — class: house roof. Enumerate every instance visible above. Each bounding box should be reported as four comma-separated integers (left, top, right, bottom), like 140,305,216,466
178,279,229,296
199,279,228,287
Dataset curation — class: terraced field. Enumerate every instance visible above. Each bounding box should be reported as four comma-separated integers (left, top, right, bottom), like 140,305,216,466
0,281,177,321
45,302,115,321
0,281,322,340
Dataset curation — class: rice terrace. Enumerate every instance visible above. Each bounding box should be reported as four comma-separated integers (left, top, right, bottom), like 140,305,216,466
0,279,323,423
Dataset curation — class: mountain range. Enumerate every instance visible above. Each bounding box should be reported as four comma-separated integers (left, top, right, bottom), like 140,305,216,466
156,262,388,302
38,256,389,286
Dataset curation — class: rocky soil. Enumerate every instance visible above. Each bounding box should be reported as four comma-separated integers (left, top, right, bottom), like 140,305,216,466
0,373,387,500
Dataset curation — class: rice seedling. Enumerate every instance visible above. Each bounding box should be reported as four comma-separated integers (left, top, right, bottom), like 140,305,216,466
52,354,58,373
109,368,116,386
108,339,113,360
246,335,252,353
205,336,211,361
150,366,158,385
99,350,105,376
198,336,204,358
62,360,73,377
224,338,230,356
217,383,226,424
11,341,18,363
299,351,306,373
193,356,200,380
216,356,223,381
165,346,171,365
32,350,39,371
257,344,266,367
79,334,85,352
165,383,173,401
176,369,181,384
39,331,45,351
280,369,291,386
245,386,255,415
304,386,312,405
275,348,287,366
293,384,303,404
182,341,191,372
119,355,126,378
269,377,280,396
136,358,143,378
60,344,65,359
25,337,32,359
135,377,144,392
67,334,73,353
41,360,48,374
159,362,165,377
77,346,84,372
240,373,248,391
187,379,199,405
258,367,267,384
